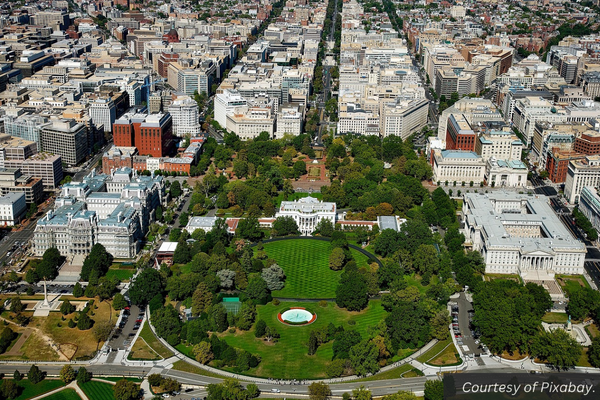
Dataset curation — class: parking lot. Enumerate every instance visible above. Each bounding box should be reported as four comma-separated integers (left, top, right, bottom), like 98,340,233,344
105,304,143,362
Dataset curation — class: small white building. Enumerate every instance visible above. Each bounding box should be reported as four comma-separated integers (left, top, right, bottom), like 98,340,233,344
0,192,26,226
276,197,336,236
184,216,218,234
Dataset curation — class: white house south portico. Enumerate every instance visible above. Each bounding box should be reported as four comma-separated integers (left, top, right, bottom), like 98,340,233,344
276,197,336,236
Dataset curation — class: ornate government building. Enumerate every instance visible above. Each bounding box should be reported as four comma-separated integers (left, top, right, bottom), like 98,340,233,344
276,197,336,236
463,192,586,278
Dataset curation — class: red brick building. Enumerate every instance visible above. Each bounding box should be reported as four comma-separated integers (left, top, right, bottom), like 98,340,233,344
157,52,179,78
574,131,600,155
546,149,585,183
446,114,477,151
112,112,174,158
102,146,137,174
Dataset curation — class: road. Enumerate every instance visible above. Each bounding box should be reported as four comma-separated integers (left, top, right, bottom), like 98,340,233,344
0,220,38,268
73,143,112,182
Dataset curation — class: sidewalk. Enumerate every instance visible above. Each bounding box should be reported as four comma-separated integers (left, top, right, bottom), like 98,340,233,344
30,381,89,400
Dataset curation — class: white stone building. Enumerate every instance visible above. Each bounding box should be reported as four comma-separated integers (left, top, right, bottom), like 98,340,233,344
89,97,117,133
276,197,336,236
214,89,248,129
432,150,486,185
275,105,304,138
168,96,201,137
0,192,26,226
485,158,528,188
564,155,600,204
463,192,586,278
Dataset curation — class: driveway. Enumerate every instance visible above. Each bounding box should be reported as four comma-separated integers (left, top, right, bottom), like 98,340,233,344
105,305,142,362
455,292,484,362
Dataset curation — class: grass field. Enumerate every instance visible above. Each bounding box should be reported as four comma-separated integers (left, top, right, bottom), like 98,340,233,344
80,381,116,400
105,269,135,282
425,340,461,366
542,312,569,324
262,239,373,298
557,275,591,295
416,338,452,363
127,337,161,360
30,298,114,360
215,300,387,379
171,360,229,378
138,321,173,358
352,364,415,382
14,380,65,400
0,331,60,361
44,389,82,400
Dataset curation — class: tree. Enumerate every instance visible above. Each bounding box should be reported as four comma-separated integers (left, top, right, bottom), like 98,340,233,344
382,392,418,400
60,299,75,315
352,386,372,400
60,365,76,383
265,326,279,342
349,341,380,376
28,365,44,384
293,160,307,177
147,374,163,387
93,321,113,342
373,229,401,257
255,320,267,338
588,336,600,368
246,383,260,398
192,282,213,315
237,217,263,242
308,382,331,400
314,219,335,237
0,380,18,400
81,244,113,281
308,330,318,355
261,264,286,291
170,180,182,198
192,341,214,364
129,268,163,305
272,216,299,236
179,212,189,227
10,297,24,313
329,247,345,271
113,293,128,310
77,367,91,384
531,329,582,370
245,276,270,304
336,269,369,311
36,247,62,281
13,370,22,381
424,380,444,400
114,379,141,400
73,282,84,298
216,269,236,289
77,313,94,330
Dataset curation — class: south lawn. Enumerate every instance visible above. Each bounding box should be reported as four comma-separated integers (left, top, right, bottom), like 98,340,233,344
261,239,373,299
219,300,386,379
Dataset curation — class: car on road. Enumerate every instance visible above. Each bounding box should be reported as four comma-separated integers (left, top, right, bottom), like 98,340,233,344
271,389,281,393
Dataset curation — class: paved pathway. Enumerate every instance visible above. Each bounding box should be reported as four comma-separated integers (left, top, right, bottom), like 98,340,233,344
5,329,31,356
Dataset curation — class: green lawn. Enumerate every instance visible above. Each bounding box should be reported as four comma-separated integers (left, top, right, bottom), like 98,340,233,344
262,239,373,298
105,269,135,282
215,300,387,379
44,389,82,400
542,312,569,324
15,380,66,400
138,321,173,358
80,381,116,400
557,275,591,295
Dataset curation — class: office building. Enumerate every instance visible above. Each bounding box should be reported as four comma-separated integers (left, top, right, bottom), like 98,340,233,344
565,155,600,204
463,192,586,277
40,119,89,166
0,193,26,226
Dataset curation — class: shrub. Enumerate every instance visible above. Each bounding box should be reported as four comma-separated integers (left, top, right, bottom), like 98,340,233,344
319,300,327,307
272,299,280,306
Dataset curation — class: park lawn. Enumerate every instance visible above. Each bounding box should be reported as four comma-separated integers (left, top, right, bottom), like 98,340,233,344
14,379,65,400
483,274,522,284
542,312,569,324
105,269,135,282
44,388,82,400
578,348,593,368
586,324,600,338
217,300,386,379
416,337,452,363
556,275,591,295
80,381,116,400
426,341,461,366
403,274,429,295
138,321,173,358
31,298,114,360
2,331,61,361
171,360,230,378
262,239,372,299
127,337,161,360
